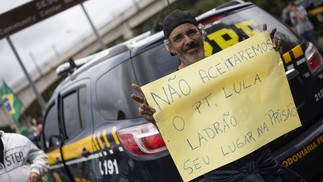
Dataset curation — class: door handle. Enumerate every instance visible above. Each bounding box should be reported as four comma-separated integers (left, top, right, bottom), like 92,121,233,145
54,157,61,164
81,148,90,157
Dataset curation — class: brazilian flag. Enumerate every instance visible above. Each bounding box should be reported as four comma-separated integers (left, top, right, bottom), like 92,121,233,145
0,81,23,123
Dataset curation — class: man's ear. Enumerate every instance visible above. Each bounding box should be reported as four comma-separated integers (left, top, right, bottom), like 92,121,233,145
169,46,176,56
166,40,176,56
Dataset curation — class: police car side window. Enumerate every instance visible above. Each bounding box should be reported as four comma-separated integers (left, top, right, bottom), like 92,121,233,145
43,103,60,149
62,89,83,139
132,43,180,86
96,61,138,120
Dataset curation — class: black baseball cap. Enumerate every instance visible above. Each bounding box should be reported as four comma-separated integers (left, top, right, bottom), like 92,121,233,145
163,10,199,39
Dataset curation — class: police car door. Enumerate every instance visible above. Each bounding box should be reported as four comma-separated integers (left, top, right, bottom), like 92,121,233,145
42,99,72,181
59,80,101,182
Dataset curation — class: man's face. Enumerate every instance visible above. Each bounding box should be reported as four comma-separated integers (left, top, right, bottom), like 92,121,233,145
167,23,205,66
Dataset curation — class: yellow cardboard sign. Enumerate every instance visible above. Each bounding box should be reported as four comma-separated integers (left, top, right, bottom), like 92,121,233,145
141,32,302,181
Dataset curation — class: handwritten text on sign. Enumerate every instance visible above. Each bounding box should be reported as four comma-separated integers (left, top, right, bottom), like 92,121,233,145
141,32,302,182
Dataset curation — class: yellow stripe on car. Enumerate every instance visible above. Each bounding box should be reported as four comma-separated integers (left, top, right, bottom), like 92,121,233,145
282,44,304,64
61,135,93,160
93,134,100,151
75,178,89,182
97,132,104,149
283,52,292,64
112,126,120,145
46,149,61,165
52,129,122,161
103,130,111,147
308,7,323,15
292,45,303,59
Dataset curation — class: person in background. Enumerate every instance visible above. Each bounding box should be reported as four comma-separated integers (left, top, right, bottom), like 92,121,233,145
131,9,306,181
0,130,49,182
289,2,323,55
29,117,43,148
282,3,292,27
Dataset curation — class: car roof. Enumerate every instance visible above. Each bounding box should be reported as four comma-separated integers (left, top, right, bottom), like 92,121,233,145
196,1,252,21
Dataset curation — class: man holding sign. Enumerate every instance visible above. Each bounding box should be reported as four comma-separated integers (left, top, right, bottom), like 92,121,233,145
131,10,305,182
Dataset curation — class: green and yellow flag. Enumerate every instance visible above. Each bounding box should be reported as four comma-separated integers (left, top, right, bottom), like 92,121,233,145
0,81,23,123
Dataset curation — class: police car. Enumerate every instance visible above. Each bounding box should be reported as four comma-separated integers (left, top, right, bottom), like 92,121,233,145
40,1,323,181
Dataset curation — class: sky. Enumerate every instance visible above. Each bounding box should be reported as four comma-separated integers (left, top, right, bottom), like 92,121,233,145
0,0,136,88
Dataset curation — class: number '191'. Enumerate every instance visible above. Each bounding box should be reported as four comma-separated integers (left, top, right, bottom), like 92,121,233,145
99,159,119,175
